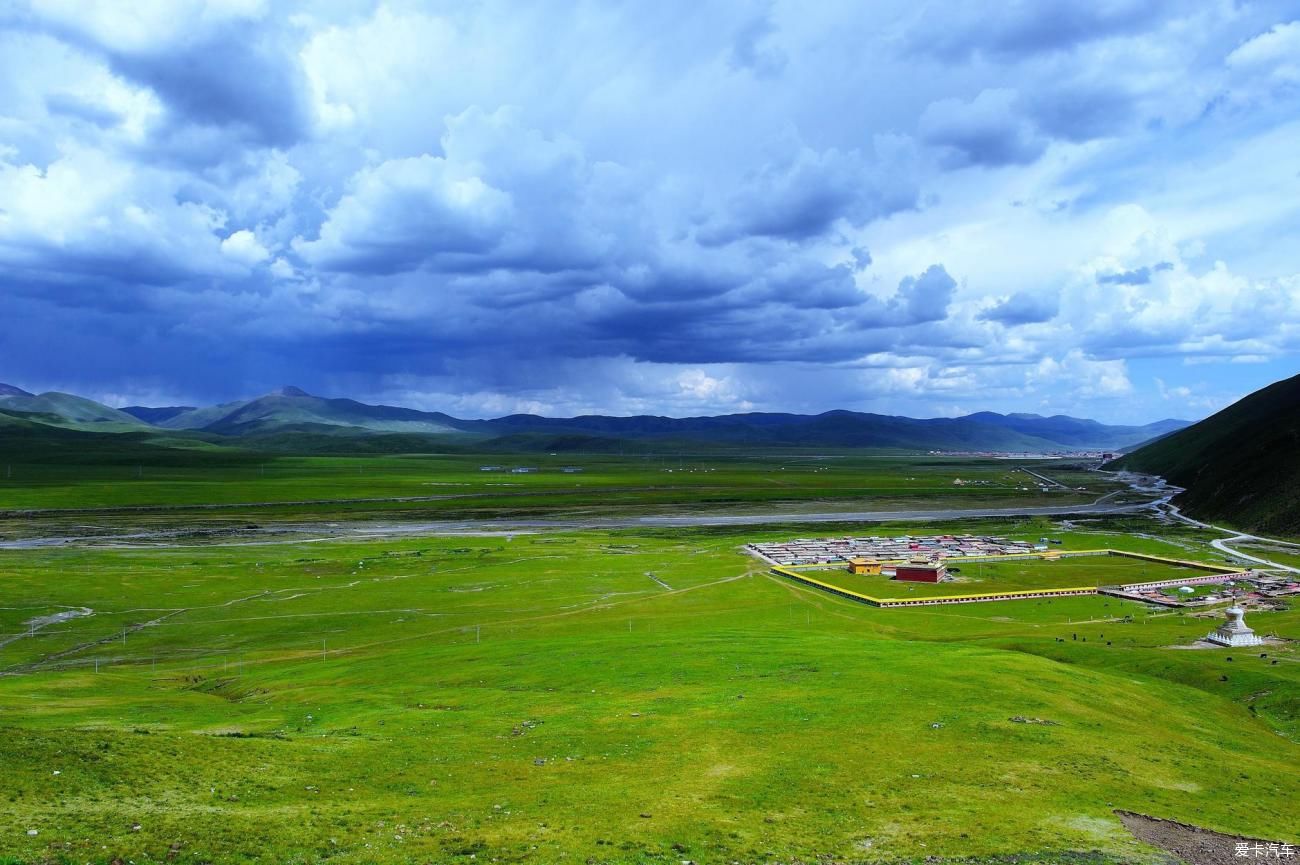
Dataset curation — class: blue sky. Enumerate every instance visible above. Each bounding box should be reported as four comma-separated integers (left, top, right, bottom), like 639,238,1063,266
2,0,1299,422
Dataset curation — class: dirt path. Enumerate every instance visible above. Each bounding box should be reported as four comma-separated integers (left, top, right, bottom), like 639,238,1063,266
0,606,93,650
1117,810,1294,865
1019,466,1070,489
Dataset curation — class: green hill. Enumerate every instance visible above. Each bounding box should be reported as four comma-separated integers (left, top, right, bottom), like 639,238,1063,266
154,386,479,436
0,391,147,431
1116,371,1300,534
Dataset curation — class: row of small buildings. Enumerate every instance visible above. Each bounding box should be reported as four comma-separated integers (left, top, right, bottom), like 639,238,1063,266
478,465,584,473
748,533,1040,567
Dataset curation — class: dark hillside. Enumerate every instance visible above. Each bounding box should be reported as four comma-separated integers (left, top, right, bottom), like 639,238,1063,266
1117,372,1300,534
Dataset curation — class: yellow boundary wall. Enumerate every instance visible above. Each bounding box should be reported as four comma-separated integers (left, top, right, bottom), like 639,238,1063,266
772,548,1243,608
771,565,1096,607
1099,549,1243,574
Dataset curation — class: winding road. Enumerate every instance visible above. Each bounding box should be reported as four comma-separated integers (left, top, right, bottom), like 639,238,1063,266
1158,501,1300,573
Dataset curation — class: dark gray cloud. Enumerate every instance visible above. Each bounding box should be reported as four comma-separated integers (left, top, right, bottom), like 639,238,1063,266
56,15,311,149
1025,82,1138,142
979,290,1061,325
1097,262,1173,285
701,144,919,243
919,90,1046,168
891,265,957,324
729,9,788,78
909,0,1173,61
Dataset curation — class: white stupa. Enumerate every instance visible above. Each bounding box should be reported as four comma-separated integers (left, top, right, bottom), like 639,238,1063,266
1205,604,1264,648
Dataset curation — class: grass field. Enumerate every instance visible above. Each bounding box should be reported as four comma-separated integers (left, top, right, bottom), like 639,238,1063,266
817,554,1225,599
1,518,1297,864
0,453,1115,518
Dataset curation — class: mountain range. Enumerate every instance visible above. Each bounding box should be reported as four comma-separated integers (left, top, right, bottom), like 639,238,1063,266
0,382,1188,454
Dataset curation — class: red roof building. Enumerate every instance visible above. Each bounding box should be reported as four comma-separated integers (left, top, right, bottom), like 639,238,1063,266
893,562,948,583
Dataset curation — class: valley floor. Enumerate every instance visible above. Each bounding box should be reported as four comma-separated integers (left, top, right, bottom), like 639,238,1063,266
1,510,1297,864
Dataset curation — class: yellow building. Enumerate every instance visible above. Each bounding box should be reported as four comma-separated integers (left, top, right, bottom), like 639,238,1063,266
847,558,883,575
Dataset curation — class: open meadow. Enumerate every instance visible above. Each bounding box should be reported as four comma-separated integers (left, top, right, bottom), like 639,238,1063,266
0,451,1115,520
1,515,1296,864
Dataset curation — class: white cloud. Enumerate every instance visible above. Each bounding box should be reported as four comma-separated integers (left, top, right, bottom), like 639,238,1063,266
1030,350,1132,398
0,146,233,282
220,229,270,266
1226,21,1300,83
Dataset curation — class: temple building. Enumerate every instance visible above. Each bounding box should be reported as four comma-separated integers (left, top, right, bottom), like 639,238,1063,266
893,559,949,583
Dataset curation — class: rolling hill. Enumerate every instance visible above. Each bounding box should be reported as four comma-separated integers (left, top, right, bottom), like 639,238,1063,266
2,381,1189,453
160,386,476,436
1116,372,1300,534
0,387,148,431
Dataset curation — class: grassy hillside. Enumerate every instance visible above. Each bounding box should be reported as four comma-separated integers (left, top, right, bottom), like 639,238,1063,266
1117,372,1300,534
1,522,1296,864
153,387,478,437
0,391,147,431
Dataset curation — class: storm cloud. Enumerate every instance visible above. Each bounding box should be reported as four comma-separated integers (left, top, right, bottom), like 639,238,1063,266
2,1,1299,423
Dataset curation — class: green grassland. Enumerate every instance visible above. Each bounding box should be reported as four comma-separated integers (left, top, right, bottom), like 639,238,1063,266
0,452,1116,518
814,554,1224,599
1,519,1297,864
1235,542,1300,571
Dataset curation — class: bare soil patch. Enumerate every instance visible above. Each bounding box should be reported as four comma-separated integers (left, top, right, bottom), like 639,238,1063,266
1117,810,1292,865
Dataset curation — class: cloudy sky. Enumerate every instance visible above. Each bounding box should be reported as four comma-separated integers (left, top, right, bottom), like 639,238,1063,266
2,0,1299,422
